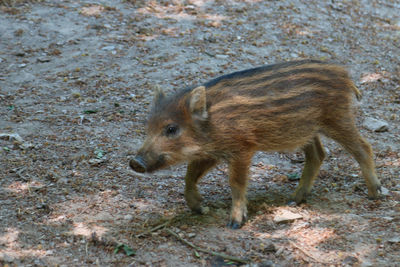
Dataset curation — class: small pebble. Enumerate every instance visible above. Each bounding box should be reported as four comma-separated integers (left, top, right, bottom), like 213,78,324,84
37,57,51,63
363,117,389,132
102,45,116,51
187,233,196,238
215,54,229,59
124,214,133,221
380,186,390,196
388,236,400,243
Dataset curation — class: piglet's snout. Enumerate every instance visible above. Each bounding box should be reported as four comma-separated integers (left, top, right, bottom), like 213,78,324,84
129,156,147,173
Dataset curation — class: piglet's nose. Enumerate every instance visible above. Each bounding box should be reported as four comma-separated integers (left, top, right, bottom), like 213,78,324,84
130,156,147,173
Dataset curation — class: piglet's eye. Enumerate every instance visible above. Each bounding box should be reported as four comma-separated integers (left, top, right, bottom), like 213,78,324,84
165,124,179,137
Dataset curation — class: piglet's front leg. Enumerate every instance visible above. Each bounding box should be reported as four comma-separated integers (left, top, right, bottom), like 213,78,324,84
227,153,253,229
185,158,217,214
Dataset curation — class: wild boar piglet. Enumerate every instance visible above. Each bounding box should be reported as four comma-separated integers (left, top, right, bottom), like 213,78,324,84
130,59,381,229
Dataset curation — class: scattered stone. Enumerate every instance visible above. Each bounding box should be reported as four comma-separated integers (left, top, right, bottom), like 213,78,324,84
388,236,400,243
18,63,27,68
36,203,50,210
187,233,196,238
88,158,106,165
102,45,116,51
37,57,51,63
363,117,389,132
360,260,373,267
273,209,303,223
382,216,394,222
46,250,54,255
20,142,34,150
185,5,196,11
380,186,390,196
124,214,133,221
0,133,34,149
215,54,229,59
343,256,359,265
0,133,24,143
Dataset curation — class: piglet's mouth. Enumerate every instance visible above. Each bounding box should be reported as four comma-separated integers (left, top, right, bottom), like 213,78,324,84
129,155,166,173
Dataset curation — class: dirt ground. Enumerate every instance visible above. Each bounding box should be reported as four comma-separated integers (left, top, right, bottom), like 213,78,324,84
1,0,400,266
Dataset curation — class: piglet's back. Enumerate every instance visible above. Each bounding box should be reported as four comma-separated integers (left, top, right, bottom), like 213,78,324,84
202,60,360,152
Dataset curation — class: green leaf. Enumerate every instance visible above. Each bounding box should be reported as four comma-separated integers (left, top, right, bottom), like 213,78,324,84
122,245,136,256
95,149,104,159
288,173,301,181
83,110,98,114
194,250,200,258
114,244,136,256
114,244,123,254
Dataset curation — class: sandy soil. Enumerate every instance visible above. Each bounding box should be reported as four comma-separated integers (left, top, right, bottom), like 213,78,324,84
1,0,400,266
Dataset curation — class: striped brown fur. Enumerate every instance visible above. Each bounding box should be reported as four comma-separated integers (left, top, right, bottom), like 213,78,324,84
130,59,381,229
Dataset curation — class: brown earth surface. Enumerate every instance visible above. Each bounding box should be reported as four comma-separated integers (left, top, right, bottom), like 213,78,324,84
1,0,400,266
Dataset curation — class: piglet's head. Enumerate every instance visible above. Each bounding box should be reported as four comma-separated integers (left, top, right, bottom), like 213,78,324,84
130,86,208,173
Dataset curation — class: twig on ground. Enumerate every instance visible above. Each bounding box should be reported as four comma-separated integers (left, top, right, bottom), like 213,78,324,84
134,213,186,238
135,220,170,238
289,241,338,265
165,228,250,264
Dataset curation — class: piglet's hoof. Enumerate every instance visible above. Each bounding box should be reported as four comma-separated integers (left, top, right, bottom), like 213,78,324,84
227,214,247,229
368,185,384,200
227,220,242,230
287,195,307,206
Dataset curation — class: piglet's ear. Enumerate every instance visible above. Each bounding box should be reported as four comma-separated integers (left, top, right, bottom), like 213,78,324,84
189,86,208,120
153,85,165,104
